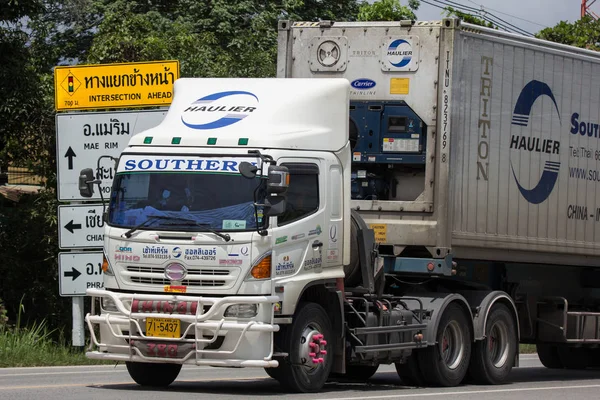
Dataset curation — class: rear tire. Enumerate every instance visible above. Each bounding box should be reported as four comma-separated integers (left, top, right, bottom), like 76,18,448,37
344,365,379,380
125,362,181,387
536,343,563,369
277,302,334,393
558,346,590,369
395,353,426,387
418,303,472,387
468,304,517,384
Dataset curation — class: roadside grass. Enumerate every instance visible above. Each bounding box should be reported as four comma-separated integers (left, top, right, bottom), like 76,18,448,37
0,321,111,367
520,343,537,354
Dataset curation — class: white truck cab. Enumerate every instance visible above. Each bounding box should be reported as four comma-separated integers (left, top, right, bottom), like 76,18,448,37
82,78,352,390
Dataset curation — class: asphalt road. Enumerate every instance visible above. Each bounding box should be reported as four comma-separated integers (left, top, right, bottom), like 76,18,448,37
2,355,600,400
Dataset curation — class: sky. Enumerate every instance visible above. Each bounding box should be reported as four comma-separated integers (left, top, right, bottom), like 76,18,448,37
412,0,586,36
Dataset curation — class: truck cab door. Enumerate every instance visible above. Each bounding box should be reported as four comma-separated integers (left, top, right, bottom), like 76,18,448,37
270,159,327,280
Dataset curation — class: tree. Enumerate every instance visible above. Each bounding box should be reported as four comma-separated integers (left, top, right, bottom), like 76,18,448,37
357,0,419,21
444,6,495,28
0,0,363,336
536,16,600,51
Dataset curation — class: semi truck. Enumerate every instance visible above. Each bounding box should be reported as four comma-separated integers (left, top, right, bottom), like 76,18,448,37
80,19,600,392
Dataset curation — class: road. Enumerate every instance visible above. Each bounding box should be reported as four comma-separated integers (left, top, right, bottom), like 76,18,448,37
1,355,600,400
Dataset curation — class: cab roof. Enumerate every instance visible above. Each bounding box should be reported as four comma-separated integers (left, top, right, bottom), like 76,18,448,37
129,78,350,152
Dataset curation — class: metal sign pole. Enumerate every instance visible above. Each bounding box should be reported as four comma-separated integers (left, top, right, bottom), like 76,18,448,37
72,296,85,349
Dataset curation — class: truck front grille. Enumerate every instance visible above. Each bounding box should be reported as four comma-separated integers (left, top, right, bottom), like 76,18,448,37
124,265,237,288
130,277,226,287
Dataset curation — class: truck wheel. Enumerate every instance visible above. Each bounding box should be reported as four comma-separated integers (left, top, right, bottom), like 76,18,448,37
468,304,517,384
557,346,590,369
125,362,181,387
395,353,426,386
344,365,379,380
418,303,472,387
278,302,333,392
536,344,563,369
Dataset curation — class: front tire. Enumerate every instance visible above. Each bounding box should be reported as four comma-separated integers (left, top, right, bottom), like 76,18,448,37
468,304,517,384
126,362,181,387
418,303,472,387
278,302,334,393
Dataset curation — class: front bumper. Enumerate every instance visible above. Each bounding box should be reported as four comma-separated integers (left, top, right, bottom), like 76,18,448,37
85,289,280,367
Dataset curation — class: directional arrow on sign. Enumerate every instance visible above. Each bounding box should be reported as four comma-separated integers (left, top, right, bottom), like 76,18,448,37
63,267,81,281
64,220,82,234
64,146,76,170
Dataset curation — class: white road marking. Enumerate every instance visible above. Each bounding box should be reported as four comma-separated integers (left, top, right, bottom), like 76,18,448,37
0,366,213,377
316,384,600,400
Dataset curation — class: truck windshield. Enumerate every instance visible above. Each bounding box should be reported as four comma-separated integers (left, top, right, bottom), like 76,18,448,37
107,156,264,232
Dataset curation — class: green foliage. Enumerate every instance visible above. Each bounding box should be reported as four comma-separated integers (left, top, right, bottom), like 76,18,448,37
0,0,362,339
0,318,108,367
444,6,495,28
0,191,68,334
357,0,418,21
0,0,44,22
0,299,8,329
536,16,600,51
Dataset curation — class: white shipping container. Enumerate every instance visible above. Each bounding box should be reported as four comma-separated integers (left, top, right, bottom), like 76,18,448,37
278,19,600,266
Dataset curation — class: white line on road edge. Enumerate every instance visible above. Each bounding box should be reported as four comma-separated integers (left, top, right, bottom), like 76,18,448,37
316,384,600,400
0,366,213,377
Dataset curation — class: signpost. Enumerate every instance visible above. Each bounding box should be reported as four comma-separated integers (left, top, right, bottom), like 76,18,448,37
55,60,177,350
54,60,179,111
58,205,105,249
56,110,167,201
58,252,104,296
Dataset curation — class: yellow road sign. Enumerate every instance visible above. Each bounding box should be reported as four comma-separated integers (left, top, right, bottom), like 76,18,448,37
54,60,180,111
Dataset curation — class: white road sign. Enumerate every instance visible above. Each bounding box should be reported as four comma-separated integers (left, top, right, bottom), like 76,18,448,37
59,252,104,296
56,110,167,201
58,204,105,249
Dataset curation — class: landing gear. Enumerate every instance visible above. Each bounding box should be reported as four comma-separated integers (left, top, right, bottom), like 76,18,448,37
469,304,517,384
276,302,334,393
125,362,181,387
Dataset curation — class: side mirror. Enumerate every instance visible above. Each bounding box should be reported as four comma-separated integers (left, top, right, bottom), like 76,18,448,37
267,165,289,195
239,162,258,179
78,168,96,198
264,196,287,217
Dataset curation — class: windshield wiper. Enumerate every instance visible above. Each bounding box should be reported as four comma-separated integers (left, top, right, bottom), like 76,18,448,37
122,215,175,238
167,220,232,242
123,215,232,242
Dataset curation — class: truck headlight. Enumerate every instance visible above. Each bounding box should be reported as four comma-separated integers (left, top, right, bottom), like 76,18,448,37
224,304,258,318
101,297,119,312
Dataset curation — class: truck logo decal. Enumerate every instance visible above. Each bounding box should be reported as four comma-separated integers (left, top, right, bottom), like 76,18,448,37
350,79,376,90
172,247,182,259
387,39,412,68
181,91,258,130
510,80,561,204
329,225,337,243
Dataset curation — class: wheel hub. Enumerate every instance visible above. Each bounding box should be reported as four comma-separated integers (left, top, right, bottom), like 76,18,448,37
440,320,464,370
299,327,328,368
488,321,510,368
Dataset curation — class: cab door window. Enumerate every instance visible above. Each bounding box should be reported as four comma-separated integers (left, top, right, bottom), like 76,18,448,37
277,163,319,226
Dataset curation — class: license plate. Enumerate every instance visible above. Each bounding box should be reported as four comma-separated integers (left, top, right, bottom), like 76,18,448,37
145,317,180,338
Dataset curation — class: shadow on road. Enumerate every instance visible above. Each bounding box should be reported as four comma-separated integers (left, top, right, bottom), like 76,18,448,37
91,368,600,396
